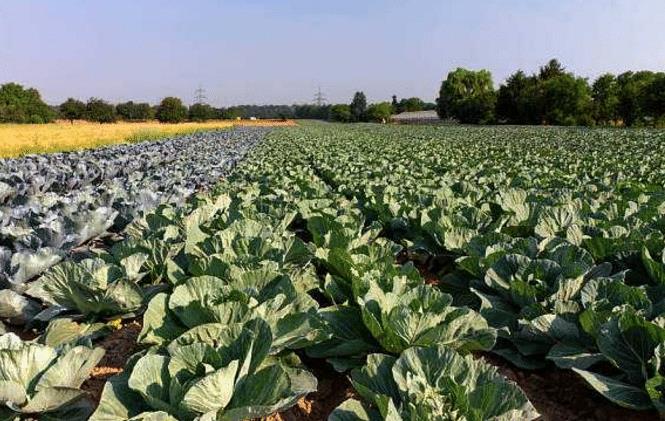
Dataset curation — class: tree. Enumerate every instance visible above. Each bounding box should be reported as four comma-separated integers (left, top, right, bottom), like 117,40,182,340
591,74,620,126
294,104,330,120
350,92,367,122
116,101,152,121
85,98,116,123
365,102,393,122
496,70,536,124
400,97,425,112
0,83,55,124
437,68,496,124
539,74,593,126
155,97,187,123
645,73,665,125
189,103,216,122
59,98,86,124
329,104,352,122
617,71,656,126
220,107,244,120
538,59,566,81
391,95,399,113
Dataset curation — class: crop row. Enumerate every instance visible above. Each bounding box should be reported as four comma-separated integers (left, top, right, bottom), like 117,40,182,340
0,128,265,297
1,124,665,420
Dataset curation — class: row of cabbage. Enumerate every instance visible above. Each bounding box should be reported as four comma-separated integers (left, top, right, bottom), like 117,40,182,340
0,125,541,420
0,128,264,299
264,124,665,413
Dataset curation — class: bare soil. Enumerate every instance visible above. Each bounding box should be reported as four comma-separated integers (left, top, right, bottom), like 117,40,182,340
482,353,659,421
82,320,142,403
263,356,356,421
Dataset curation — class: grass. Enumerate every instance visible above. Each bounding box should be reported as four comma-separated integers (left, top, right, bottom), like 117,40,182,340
0,119,295,158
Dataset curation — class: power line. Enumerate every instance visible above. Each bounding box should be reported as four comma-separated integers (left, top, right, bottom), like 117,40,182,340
313,86,327,106
194,84,207,104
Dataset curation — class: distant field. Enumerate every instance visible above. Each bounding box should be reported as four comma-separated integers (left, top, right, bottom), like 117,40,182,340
0,119,295,158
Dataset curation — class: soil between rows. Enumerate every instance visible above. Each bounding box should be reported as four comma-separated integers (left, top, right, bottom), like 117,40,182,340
82,320,142,403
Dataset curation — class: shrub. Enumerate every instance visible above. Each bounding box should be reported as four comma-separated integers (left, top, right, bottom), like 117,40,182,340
188,103,216,122
365,102,393,122
350,92,367,122
0,83,55,124
437,68,496,124
156,97,188,123
59,98,86,123
329,104,352,122
85,98,117,123
116,101,153,121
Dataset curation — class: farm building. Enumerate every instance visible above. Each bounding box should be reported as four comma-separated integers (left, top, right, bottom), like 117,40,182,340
391,110,440,124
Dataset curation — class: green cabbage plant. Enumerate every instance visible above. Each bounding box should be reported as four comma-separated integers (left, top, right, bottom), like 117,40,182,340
330,345,538,421
0,333,104,420
92,318,316,421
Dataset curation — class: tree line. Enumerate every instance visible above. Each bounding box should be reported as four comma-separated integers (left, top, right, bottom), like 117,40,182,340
437,59,665,126
0,81,436,125
0,84,213,124
3,59,662,127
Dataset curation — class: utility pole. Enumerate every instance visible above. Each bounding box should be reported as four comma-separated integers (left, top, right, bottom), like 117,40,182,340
313,86,327,106
194,84,207,104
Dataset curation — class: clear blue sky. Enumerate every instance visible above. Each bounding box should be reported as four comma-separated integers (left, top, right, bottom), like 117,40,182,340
1,0,663,106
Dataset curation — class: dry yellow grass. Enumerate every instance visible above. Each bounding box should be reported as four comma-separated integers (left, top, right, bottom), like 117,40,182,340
0,119,295,158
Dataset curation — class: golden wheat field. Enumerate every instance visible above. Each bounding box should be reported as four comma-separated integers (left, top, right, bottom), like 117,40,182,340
0,119,296,158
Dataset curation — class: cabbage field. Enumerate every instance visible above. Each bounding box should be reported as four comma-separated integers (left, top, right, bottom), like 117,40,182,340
1,123,665,420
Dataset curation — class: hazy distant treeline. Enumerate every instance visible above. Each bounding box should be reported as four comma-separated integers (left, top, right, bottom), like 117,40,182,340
1,58,663,126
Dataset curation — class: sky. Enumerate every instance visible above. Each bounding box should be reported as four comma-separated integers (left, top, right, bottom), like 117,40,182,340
0,0,664,106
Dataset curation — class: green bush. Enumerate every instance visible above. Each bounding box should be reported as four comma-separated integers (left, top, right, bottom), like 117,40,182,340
85,98,117,123
0,83,55,124
59,98,86,123
365,102,393,122
350,92,367,122
329,104,352,122
116,101,153,121
156,97,188,123
188,103,216,122
437,68,496,124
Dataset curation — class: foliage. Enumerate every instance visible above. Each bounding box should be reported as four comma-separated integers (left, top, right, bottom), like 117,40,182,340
116,101,153,121
25,259,147,320
243,123,665,413
350,92,368,122
0,333,104,420
188,103,216,122
0,129,263,297
85,98,117,123
392,96,426,114
59,98,87,123
592,74,620,125
155,97,188,123
365,102,392,122
330,104,352,122
437,68,496,124
0,83,55,124
495,59,593,126
496,70,538,124
539,73,593,126
358,278,496,354
616,71,665,127
5,121,665,418
92,319,316,421
330,346,539,421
